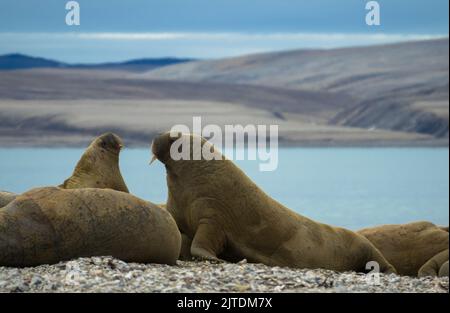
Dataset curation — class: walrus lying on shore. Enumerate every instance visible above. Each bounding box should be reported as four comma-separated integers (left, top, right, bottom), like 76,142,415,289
0,187,181,267
358,222,449,276
150,132,396,273
438,261,449,277
418,249,449,277
60,132,129,193
0,191,17,208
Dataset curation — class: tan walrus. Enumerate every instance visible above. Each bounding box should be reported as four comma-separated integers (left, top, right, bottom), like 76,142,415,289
358,221,449,276
439,261,449,277
418,249,449,277
0,186,181,267
0,133,129,210
150,132,396,273
60,132,129,193
0,191,17,208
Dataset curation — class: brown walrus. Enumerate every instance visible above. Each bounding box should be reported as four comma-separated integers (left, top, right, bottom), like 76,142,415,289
0,186,181,267
0,191,17,208
60,132,129,192
439,261,449,277
358,221,449,276
418,249,449,277
0,133,129,210
150,132,396,273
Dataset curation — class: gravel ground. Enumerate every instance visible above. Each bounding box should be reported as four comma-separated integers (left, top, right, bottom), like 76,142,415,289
0,256,448,293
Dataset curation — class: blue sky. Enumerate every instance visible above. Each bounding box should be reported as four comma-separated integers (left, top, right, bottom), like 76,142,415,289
0,0,448,62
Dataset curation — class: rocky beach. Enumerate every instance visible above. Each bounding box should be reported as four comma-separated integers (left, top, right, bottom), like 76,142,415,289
0,256,447,293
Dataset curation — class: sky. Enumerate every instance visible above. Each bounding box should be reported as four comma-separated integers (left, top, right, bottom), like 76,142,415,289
0,0,448,62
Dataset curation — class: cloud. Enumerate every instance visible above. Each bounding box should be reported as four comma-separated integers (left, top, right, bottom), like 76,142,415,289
1,32,446,42
0,32,447,62
62,32,448,43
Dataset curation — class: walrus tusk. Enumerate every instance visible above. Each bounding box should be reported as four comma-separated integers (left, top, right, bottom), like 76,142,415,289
149,155,157,165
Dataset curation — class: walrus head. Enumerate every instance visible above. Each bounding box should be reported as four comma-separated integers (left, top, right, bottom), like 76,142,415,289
151,132,224,169
151,132,179,164
93,132,124,153
61,132,129,193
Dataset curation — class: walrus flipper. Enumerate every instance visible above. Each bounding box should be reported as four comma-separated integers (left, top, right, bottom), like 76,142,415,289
367,246,398,274
418,249,449,277
190,220,226,263
439,261,449,277
179,233,193,260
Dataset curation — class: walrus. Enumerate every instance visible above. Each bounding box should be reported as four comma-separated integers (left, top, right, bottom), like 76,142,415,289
60,132,129,193
150,132,396,273
0,187,181,267
439,261,449,277
0,191,17,208
358,221,449,276
0,133,128,209
418,249,449,277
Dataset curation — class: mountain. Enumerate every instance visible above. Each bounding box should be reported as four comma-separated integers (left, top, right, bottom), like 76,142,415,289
0,54,65,70
0,39,448,147
0,67,434,148
0,54,194,71
136,38,449,138
70,57,194,72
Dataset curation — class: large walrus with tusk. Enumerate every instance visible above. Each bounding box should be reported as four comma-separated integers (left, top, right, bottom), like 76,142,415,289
150,132,396,273
60,132,129,193
0,187,181,267
358,221,449,276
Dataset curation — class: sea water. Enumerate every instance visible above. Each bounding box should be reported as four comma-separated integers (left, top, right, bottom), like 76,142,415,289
0,148,448,230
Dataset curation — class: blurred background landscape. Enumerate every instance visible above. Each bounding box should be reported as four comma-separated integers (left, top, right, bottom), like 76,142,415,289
0,38,448,147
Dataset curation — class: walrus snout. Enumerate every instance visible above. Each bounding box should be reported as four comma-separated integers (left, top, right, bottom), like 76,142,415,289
150,137,161,163
151,132,181,164
96,132,123,152
151,134,168,163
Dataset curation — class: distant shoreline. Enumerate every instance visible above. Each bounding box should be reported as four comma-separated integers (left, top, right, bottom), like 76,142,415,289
0,139,448,149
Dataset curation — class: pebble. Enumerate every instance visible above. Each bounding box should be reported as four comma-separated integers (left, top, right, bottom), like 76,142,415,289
0,256,447,293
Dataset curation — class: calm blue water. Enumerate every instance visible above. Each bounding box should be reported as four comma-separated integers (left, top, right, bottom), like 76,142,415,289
0,148,448,230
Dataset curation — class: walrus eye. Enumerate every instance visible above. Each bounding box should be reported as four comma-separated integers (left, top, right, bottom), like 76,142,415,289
101,141,107,149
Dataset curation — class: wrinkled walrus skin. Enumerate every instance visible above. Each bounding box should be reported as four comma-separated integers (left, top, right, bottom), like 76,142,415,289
0,187,181,267
0,191,17,208
358,221,449,276
151,132,396,273
60,133,129,193
418,249,449,278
